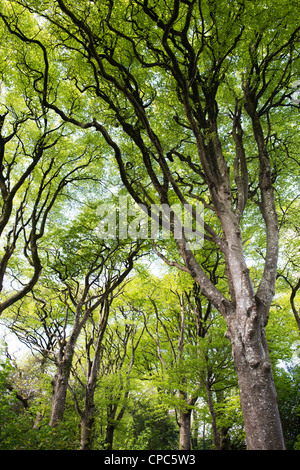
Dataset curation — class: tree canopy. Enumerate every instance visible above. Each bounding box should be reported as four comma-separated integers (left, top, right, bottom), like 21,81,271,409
0,0,300,452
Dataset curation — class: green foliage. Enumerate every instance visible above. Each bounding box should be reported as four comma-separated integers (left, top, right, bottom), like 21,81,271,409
0,354,79,450
274,365,300,450
0,0,300,451
215,394,246,449
121,394,179,451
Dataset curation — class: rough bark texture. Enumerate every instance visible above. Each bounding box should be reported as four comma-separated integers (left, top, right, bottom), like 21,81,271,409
49,250,138,428
50,344,73,427
179,409,192,451
227,306,285,450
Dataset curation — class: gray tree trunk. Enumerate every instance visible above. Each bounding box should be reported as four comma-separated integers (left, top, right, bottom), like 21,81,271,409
205,381,222,450
179,410,192,450
227,306,285,450
50,345,73,427
80,403,95,451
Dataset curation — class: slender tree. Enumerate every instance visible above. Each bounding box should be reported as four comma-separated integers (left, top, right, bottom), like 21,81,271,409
143,289,201,450
3,216,143,427
0,14,104,314
70,291,144,450
70,296,111,450
49,240,142,427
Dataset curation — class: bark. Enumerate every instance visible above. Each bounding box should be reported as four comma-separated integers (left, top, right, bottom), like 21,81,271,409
179,209,285,449
33,412,43,430
220,237,284,448
290,281,300,334
104,394,130,450
50,375,69,426
80,392,96,450
50,343,73,427
215,391,232,450
104,398,128,450
105,412,115,451
216,100,284,449
6,384,30,409
79,300,138,450
50,248,139,429
50,309,84,427
205,380,221,450
191,409,199,450
179,409,192,450
79,300,110,450
226,303,285,450
80,415,92,451
177,383,199,451
205,381,232,450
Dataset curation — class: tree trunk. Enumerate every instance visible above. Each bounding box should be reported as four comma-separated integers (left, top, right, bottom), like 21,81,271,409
105,403,118,450
50,303,93,427
80,410,94,450
179,409,192,450
215,391,232,450
12,0,294,450
205,380,221,450
79,383,99,450
105,422,115,451
50,340,75,427
191,409,199,450
50,358,72,427
33,411,43,430
227,305,285,450
79,380,98,450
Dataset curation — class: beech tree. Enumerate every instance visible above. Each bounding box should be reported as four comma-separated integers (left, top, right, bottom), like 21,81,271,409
276,201,300,335
3,207,143,428
142,283,204,451
138,272,236,450
2,0,300,449
0,14,104,314
70,296,144,450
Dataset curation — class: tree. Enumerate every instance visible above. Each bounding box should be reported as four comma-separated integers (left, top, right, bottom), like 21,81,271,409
69,294,144,450
0,11,104,314
139,273,237,450
272,364,300,450
143,283,203,450
2,0,300,449
124,393,179,451
69,296,111,450
276,211,300,335
2,207,143,427
0,347,81,450
101,317,143,450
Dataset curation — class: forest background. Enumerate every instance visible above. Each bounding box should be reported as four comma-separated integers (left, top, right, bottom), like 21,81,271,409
0,0,300,451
